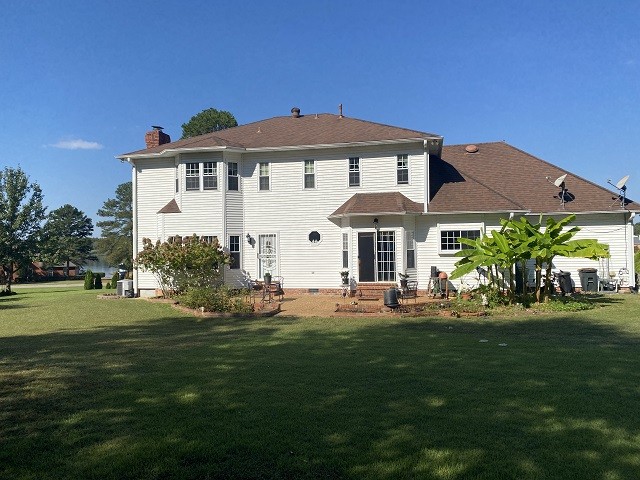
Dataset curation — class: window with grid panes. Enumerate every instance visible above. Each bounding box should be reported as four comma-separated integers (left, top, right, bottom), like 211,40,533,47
406,230,415,269
440,229,481,251
304,160,315,189
342,233,349,269
203,162,217,190
229,235,240,269
185,163,200,191
348,157,360,187
397,154,409,184
259,162,270,191
228,162,239,191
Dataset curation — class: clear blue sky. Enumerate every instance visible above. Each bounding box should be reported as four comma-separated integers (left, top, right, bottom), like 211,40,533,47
2,0,639,234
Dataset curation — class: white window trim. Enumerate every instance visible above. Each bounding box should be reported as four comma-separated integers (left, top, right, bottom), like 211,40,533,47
438,223,484,255
228,234,241,270
396,154,410,186
303,159,316,190
227,162,239,192
258,162,270,192
184,161,219,192
348,156,361,187
405,230,416,270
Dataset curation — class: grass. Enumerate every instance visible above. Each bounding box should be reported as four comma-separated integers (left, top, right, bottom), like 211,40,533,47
1,288,640,479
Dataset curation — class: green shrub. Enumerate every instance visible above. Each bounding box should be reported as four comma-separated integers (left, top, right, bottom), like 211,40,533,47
110,274,119,289
94,275,103,290
84,270,94,290
533,295,595,312
178,286,252,314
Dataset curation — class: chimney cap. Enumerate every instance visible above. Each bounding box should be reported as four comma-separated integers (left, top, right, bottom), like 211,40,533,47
151,125,164,131
291,107,301,118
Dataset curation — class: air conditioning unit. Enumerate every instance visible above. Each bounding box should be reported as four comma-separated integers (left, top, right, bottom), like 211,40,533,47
117,280,134,297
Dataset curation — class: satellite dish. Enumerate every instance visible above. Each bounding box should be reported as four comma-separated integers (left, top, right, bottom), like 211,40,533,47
616,175,630,190
553,174,567,188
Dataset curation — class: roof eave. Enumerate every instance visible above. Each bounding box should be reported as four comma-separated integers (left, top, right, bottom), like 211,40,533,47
116,145,244,161
329,211,422,219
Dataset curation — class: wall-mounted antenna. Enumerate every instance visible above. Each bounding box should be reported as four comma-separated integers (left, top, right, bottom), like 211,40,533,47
546,174,569,209
607,175,630,207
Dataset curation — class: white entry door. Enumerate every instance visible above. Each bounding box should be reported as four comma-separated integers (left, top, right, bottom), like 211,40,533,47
258,234,278,279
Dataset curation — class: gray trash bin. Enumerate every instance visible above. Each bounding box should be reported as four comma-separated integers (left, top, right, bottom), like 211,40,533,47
384,288,400,308
558,271,573,294
578,268,598,292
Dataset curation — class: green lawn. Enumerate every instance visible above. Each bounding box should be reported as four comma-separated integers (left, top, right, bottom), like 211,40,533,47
1,288,640,479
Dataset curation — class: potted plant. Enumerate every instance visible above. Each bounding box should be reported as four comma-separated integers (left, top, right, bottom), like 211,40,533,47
340,270,350,285
264,272,272,285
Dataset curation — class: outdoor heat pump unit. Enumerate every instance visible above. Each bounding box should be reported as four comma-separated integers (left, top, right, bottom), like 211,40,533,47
117,279,134,297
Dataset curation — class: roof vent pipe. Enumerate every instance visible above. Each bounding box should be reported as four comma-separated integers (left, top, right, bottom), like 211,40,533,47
291,107,301,118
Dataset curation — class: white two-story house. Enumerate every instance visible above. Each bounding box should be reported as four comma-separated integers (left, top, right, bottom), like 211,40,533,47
119,107,637,297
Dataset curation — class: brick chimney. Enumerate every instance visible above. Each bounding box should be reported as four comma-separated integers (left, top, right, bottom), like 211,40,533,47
145,126,171,149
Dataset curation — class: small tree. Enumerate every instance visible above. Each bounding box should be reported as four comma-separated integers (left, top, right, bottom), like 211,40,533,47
94,274,103,290
84,270,95,290
135,235,230,297
110,274,119,289
96,182,133,270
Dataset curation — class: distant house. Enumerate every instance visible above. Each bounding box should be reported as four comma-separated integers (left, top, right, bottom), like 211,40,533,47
118,108,638,296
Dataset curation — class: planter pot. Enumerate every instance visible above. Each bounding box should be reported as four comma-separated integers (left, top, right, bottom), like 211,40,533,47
264,273,272,285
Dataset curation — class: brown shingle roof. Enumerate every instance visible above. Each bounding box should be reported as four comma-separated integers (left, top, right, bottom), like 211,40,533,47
122,114,440,156
429,142,638,213
331,192,424,217
157,199,181,214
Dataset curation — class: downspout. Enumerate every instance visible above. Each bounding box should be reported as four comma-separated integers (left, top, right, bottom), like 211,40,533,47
423,140,430,212
126,158,138,295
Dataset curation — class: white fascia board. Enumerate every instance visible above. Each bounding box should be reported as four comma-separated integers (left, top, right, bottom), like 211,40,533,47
329,212,421,219
116,146,241,161
423,210,530,216
116,136,441,161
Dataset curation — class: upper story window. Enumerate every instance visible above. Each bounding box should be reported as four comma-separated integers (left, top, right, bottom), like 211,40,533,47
259,162,270,191
203,162,218,190
228,162,239,191
440,228,482,252
185,162,218,191
304,160,315,189
185,163,200,191
397,154,409,185
349,157,360,187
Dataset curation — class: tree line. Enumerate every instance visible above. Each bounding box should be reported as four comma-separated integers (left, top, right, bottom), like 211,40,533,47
0,166,131,293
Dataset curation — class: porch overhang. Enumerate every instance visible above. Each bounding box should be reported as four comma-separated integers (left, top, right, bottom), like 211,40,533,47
329,192,424,219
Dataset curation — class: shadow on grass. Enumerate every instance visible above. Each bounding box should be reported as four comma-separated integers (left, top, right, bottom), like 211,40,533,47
1,312,639,479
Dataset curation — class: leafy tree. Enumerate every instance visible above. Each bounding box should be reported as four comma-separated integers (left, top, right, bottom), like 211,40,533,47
96,182,132,270
39,204,94,277
634,222,640,236
135,235,230,297
0,167,46,293
181,108,238,139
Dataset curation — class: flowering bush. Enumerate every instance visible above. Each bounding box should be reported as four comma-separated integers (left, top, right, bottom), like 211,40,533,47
135,235,230,297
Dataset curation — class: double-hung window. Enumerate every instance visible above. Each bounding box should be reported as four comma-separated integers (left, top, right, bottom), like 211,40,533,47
229,235,240,269
203,162,217,190
185,162,218,191
348,157,360,187
439,226,482,252
342,232,349,269
228,162,239,191
259,162,270,191
397,154,409,185
405,230,416,269
304,160,315,189
185,163,200,191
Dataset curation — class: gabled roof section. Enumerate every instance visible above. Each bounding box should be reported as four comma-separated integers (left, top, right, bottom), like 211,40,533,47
121,114,441,157
158,199,181,214
331,192,424,217
429,142,638,213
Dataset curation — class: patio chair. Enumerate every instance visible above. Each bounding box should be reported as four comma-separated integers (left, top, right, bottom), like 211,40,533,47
400,280,418,303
